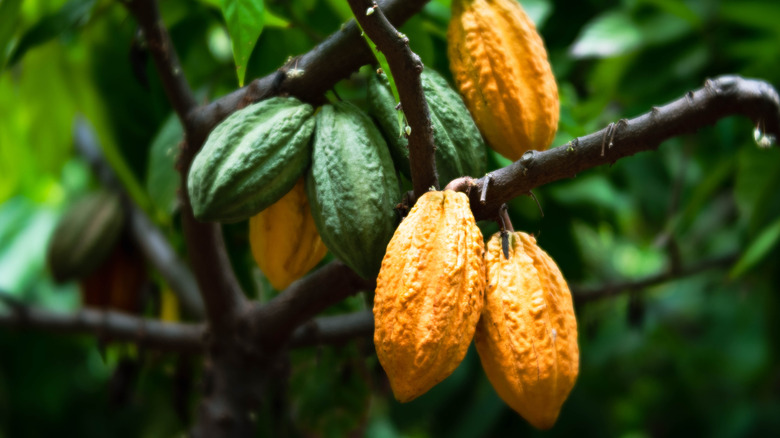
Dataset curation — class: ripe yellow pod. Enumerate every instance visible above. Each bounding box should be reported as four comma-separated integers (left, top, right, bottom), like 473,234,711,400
374,190,485,402
477,231,579,429
448,0,559,161
249,178,328,290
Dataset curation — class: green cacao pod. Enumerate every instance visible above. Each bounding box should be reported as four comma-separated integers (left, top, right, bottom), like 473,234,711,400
47,190,125,283
307,101,400,279
367,69,487,184
187,97,315,223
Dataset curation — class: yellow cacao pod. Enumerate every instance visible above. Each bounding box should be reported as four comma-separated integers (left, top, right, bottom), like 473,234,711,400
448,0,559,161
249,178,328,290
476,231,578,429
374,190,485,402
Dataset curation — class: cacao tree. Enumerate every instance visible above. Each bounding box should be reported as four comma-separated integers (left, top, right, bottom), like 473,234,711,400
1,0,780,436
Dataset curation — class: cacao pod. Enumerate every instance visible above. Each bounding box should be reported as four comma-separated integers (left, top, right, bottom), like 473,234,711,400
249,177,328,290
307,101,400,279
367,69,487,184
476,231,579,429
374,190,485,402
448,0,559,161
47,190,124,283
80,238,146,314
187,96,315,223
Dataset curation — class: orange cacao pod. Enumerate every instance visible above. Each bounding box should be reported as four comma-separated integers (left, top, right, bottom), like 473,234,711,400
249,178,328,290
374,190,485,402
476,231,578,429
448,0,559,161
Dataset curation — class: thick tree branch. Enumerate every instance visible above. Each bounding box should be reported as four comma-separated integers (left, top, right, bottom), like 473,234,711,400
187,0,431,147
247,261,375,349
178,141,247,335
466,76,780,220
0,296,203,354
290,310,374,347
572,253,738,304
348,0,438,197
125,0,197,125
73,119,205,319
125,0,247,335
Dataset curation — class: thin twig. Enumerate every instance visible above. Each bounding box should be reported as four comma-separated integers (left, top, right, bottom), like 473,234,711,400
124,0,197,125
0,301,204,354
347,0,438,198
573,253,738,304
125,0,247,335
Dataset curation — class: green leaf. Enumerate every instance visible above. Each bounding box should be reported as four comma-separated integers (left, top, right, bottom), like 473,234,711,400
145,115,183,220
730,218,780,279
0,0,23,69
264,8,290,28
222,0,265,86
6,0,96,68
570,11,643,58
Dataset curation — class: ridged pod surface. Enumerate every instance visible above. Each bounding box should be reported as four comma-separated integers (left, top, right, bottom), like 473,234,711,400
307,101,400,279
47,190,124,283
187,97,315,223
249,178,328,290
477,231,579,429
448,0,559,161
374,190,485,402
367,69,487,184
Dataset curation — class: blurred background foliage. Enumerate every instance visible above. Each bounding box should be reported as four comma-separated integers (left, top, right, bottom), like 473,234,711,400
1,0,780,436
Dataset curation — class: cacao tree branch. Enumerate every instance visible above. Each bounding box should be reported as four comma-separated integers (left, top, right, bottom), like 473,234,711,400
248,261,375,349
466,76,780,220
347,0,438,197
124,0,197,125
0,294,204,354
73,118,205,319
187,0,431,147
125,0,247,335
572,253,739,304
290,310,374,347
177,141,248,335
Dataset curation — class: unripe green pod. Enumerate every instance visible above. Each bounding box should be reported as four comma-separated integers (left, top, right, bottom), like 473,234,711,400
47,190,124,283
367,69,487,185
187,97,315,223
307,102,401,279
